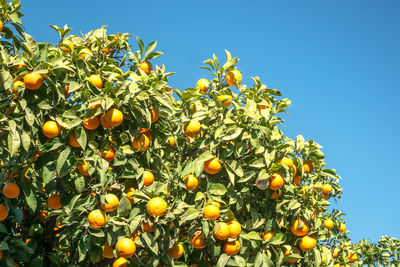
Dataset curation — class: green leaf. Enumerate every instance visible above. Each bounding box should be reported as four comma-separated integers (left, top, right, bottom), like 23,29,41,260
118,196,132,217
22,184,37,212
209,183,227,196
216,253,230,267
56,146,70,175
0,241,9,250
78,235,90,262
74,175,85,193
8,130,20,156
76,127,87,149
21,131,31,152
181,208,200,222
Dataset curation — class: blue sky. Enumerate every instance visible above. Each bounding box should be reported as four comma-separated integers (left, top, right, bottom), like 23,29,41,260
21,0,400,242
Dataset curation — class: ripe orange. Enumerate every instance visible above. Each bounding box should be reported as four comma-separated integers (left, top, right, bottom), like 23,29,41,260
213,222,230,240
299,235,316,252
227,220,241,238
42,121,61,138
184,119,200,138
223,240,241,256
48,194,62,209
147,197,167,217
257,99,271,112
278,156,293,168
13,79,24,96
138,61,153,75
77,160,89,176
204,157,221,175
88,74,103,88
190,231,206,249
24,72,43,90
62,39,74,53
262,231,274,241
101,194,119,212
284,247,300,263
0,204,8,221
203,204,220,220
196,78,209,93
333,247,340,258
167,242,184,259
113,257,127,267
0,250,2,260
3,182,20,199
66,134,80,149
79,48,91,60
88,209,107,229
132,134,150,151
322,184,332,194
348,252,357,263
269,173,284,190
102,48,111,54
38,210,48,221
126,187,135,204
103,108,124,128
150,107,159,123
0,20,3,32
226,70,242,87
338,223,346,232
324,219,334,229
303,159,315,173
217,95,233,107
63,85,71,98
183,174,199,191
83,116,100,130
291,218,309,236
143,170,154,186
270,190,282,199
293,175,301,186
132,231,141,246
116,238,136,258
142,221,155,232
169,136,175,147
101,145,116,162
102,243,115,258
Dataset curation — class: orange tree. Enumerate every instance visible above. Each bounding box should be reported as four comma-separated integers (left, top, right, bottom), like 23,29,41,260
0,1,399,266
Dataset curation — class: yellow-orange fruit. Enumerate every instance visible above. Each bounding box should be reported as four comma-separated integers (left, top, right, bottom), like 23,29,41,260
270,190,282,199
184,119,200,138
213,222,230,240
88,209,107,229
269,173,285,190
138,61,153,75
83,116,100,130
101,145,116,162
143,170,154,187
223,240,241,256
303,159,315,173
226,70,242,87
88,74,103,88
0,204,8,221
102,243,115,259
284,247,300,263
217,95,233,107
324,219,334,229
132,134,150,151
42,121,61,138
101,194,119,212
190,231,206,249
3,183,20,199
150,107,159,123
183,174,199,191
48,194,62,209
227,220,242,238
115,238,136,258
24,72,43,90
291,218,309,236
68,133,80,148
204,157,221,175
262,231,274,241
113,257,127,267
203,204,220,220
338,223,346,232
299,235,316,252
322,184,333,194
169,136,175,147
196,78,209,93
103,108,124,128
77,160,89,176
167,243,184,259
146,197,167,217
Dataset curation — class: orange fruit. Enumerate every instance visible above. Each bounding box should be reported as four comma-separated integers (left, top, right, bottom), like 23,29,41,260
226,70,242,87
150,107,159,123
13,79,24,97
183,174,198,191
24,72,43,90
77,160,89,176
184,119,200,138
83,116,100,130
101,145,116,162
113,257,127,267
167,242,184,259
196,78,209,93
257,99,271,112
13,63,27,70
89,102,102,109
126,187,135,204
102,243,115,258
227,220,241,238
48,194,62,209
338,223,346,232
138,61,153,75
333,247,340,258
68,132,80,147
213,222,230,240
138,128,152,141
322,184,332,194
203,204,220,220
142,221,155,233
303,159,315,173
132,231,140,246
284,247,300,263
217,95,233,107
324,219,334,229
0,20,3,32
116,238,136,258
100,114,113,128
147,197,167,217
3,182,20,199
169,136,175,147
88,209,107,229
79,48,91,60
190,231,206,249
270,190,282,199
143,170,154,186
278,156,293,168
0,204,8,221
348,252,357,263
262,231,274,241
42,121,61,138
101,194,119,212
204,157,221,175
38,210,48,221
291,218,309,236
293,175,301,186
88,74,103,88
299,235,316,252
320,192,330,200
269,173,284,190
62,39,74,53
223,240,241,256
132,134,150,151
102,48,111,54
63,85,71,98
103,108,124,128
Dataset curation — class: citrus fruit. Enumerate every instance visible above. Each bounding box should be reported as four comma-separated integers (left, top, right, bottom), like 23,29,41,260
303,159,315,173
48,194,62,209
77,160,89,176
278,156,293,168
338,223,346,232
324,219,334,229
83,116,100,130
322,184,332,194
270,190,282,199
101,145,116,162
348,252,357,263
102,243,115,258
284,247,300,263
190,231,205,249
68,133,80,148
150,107,159,123
217,95,233,107
213,222,230,240
184,119,200,138
223,240,241,255
88,74,102,88
42,121,61,138
291,218,309,236
169,136,175,147
183,174,199,191
146,197,167,217
103,108,124,128
88,209,107,229
116,238,136,258
227,220,241,238
204,157,221,174
262,231,274,241
226,70,242,87
138,61,152,75
24,72,43,90
3,182,20,199
203,204,220,220
257,99,271,112
142,221,155,233
0,204,8,221
196,78,209,93
293,175,301,186
126,187,135,204
13,79,24,96
101,194,119,212
113,257,127,267
167,242,184,259
269,172,284,190
132,134,150,151
299,235,316,251
143,170,154,186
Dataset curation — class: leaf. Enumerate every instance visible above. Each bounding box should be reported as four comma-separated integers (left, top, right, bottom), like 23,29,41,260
181,208,200,222
21,131,31,152
269,233,286,245
118,196,132,217
76,127,87,149
78,235,90,262
56,146,70,175
8,131,20,157
249,158,265,169
222,128,242,141
216,254,230,267
22,184,37,212
74,175,85,193
144,41,157,57
209,183,227,196
0,241,9,250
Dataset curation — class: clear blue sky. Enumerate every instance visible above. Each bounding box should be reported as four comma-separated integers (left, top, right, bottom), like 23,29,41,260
21,0,400,243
